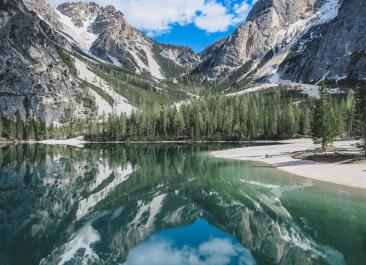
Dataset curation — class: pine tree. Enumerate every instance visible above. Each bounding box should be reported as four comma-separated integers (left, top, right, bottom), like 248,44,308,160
355,83,366,157
0,114,3,138
40,119,47,140
15,112,24,140
312,87,338,151
345,90,356,139
8,120,16,140
299,105,311,136
173,111,185,137
282,105,296,138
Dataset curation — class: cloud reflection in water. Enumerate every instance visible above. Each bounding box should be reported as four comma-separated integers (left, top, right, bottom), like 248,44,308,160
123,237,256,265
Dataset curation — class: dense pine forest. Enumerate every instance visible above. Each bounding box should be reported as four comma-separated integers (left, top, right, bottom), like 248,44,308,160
83,89,355,141
1,85,365,144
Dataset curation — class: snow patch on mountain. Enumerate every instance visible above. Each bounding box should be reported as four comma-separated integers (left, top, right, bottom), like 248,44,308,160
55,10,98,53
108,55,122,67
316,0,341,25
74,57,135,117
257,0,341,82
145,48,164,79
128,46,164,79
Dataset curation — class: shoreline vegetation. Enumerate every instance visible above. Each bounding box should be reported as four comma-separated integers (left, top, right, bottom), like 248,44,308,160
0,137,278,147
0,86,365,190
1,136,366,189
0,90,350,143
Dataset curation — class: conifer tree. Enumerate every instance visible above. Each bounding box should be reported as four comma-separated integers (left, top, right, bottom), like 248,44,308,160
345,90,356,139
299,106,311,136
355,83,366,157
173,111,185,137
0,114,3,138
312,87,338,151
15,112,24,140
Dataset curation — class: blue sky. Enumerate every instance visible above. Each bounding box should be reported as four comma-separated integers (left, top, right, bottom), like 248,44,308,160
154,23,236,52
48,0,256,52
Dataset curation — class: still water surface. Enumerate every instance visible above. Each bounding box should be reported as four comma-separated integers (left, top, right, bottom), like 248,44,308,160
0,144,365,265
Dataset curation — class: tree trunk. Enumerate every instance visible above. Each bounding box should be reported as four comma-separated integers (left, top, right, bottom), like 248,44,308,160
322,138,326,152
364,123,366,158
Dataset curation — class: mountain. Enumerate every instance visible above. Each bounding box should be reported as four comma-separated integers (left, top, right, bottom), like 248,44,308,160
1,0,365,127
54,1,199,80
0,0,196,124
278,0,366,84
0,0,92,124
192,0,365,87
191,0,321,80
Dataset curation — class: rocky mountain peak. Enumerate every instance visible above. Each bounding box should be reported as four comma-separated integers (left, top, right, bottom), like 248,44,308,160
90,4,126,34
54,1,199,79
191,0,342,81
0,0,91,124
24,0,62,29
279,0,366,84
247,0,317,23
56,1,127,34
57,1,102,27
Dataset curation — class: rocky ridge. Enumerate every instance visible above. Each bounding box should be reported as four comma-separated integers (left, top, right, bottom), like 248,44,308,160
25,0,365,86
0,0,92,124
192,0,321,80
192,0,366,87
279,0,366,84
55,1,199,79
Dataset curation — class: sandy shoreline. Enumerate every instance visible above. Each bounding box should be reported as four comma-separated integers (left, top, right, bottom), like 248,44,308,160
210,139,366,190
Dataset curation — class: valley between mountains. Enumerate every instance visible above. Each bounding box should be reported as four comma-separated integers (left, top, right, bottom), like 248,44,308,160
0,0,365,143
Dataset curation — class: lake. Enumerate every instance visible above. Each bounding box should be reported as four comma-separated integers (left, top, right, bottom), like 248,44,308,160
0,144,365,265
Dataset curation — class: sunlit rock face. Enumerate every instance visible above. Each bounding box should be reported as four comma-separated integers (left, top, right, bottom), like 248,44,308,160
192,0,321,80
54,2,199,79
193,0,366,85
57,1,102,28
0,0,91,124
279,0,366,83
24,0,62,29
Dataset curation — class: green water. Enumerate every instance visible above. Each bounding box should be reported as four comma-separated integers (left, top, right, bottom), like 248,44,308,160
0,144,365,265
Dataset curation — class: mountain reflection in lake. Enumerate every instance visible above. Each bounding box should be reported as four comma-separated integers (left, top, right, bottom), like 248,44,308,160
0,144,365,265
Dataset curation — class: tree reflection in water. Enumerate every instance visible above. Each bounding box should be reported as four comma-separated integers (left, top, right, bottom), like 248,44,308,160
0,144,365,265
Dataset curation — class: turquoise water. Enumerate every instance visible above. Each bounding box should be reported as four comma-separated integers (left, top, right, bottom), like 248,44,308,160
0,144,365,265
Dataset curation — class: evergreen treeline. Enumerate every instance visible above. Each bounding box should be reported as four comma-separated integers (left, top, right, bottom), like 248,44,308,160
83,90,355,142
0,113,48,141
0,88,364,151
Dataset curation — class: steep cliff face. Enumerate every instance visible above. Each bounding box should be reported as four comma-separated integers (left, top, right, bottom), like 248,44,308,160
56,2,199,80
192,0,363,87
192,0,321,80
279,0,366,84
24,0,62,28
0,0,91,124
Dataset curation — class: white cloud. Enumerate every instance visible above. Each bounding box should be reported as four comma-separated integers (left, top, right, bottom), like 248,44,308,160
195,1,235,33
106,0,205,36
47,0,253,35
232,1,252,23
123,237,257,265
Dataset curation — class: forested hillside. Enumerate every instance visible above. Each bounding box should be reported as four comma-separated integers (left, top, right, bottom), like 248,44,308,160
1,85,360,142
